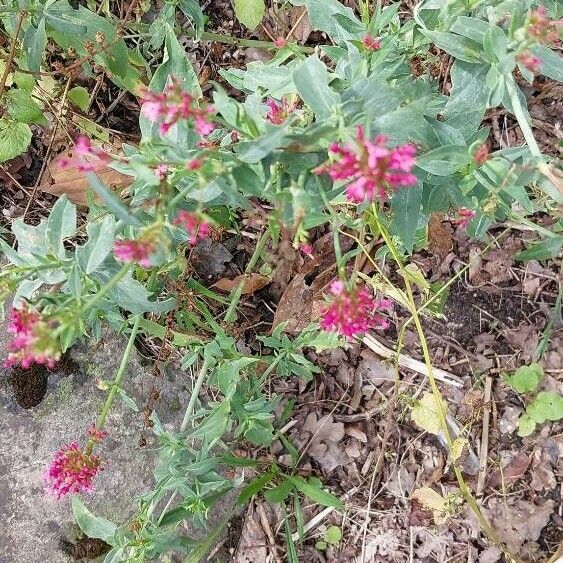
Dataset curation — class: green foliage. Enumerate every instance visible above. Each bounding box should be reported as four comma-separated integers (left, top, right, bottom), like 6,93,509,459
71,497,117,544
233,0,265,30
504,363,543,394
68,86,90,111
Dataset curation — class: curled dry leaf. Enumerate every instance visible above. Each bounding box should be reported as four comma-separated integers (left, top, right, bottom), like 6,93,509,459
211,273,270,295
272,274,313,333
486,451,530,489
410,487,448,526
42,152,132,206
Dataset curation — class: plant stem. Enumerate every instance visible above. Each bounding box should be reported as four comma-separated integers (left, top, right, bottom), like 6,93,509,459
180,359,210,432
0,11,25,99
224,229,270,323
86,314,142,454
79,264,131,315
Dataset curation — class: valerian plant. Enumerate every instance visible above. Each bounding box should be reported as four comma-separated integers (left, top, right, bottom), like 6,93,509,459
0,0,562,560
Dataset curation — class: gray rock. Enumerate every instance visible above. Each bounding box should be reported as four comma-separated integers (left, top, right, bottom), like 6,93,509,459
0,325,186,563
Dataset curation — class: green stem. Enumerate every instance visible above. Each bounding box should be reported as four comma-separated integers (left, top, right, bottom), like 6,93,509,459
79,264,131,316
224,230,270,323
86,314,142,454
180,359,210,432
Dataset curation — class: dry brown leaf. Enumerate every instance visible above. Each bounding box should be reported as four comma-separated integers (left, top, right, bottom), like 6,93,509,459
302,413,350,473
42,152,132,206
410,487,448,525
211,273,270,295
288,6,313,43
428,213,453,260
272,274,313,333
234,502,268,563
487,451,530,489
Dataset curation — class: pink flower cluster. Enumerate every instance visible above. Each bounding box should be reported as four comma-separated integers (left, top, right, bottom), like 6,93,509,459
113,239,156,268
316,127,417,203
516,51,542,73
88,424,108,443
58,136,111,172
362,35,381,51
265,98,294,126
454,208,476,228
274,37,287,48
473,143,490,165
320,280,391,339
174,210,210,245
44,441,103,498
5,306,59,369
140,80,215,136
528,6,561,46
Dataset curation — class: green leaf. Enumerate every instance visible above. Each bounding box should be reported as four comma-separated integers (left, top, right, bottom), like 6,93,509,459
292,56,340,120
532,45,563,82
290,0,362,43
23,18,47,73
416,146,470,176
286,475,343,509
77,215,116,274
0,120,32,163
264,479,295,503
179,0,205,37
324,525,342,545
505,363,543,394
71,497,117,543
526,392,563,424
482,24,506,61
517,413,536,437
233,0,265,30
450,16,489,43
68,86,90,111
445,61,490,117
237,472,275,505
390,181,423,254
5,89,46,125
237,123,290,163
86,173,141,226
515,236,563,262
423,31,482,63
117,387,138,411
45,196,76,258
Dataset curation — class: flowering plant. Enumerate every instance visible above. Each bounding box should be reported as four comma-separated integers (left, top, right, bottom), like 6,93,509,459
0,0,561,561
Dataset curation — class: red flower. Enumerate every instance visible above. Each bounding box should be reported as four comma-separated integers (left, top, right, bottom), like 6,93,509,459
57,135,111,172
44,442,103,498
265,98,294,125
362,35,381,51
315,126,417,203
173,210,210,245
516,51,542,73
320,281,391,339
113,239,156,268
473,143,490,165
5,306,59,369
274,37,287,48
453,208,476,228
528,6,561,46
139,79,215,137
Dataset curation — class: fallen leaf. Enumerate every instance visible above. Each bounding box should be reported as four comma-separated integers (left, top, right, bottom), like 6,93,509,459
272,274,313,333
288,6,313,43
486,498,555,553
411,392,447,435
211,273,270,295
302,413,349,474
234,502,268,563
410,487,448,525
487,451,530,489
43,152,132,206
428,214,453,260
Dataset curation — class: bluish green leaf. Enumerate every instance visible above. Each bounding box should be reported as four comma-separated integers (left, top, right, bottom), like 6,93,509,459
86,173,141,226
515,236,563,262
293,57,340,120
45,196,76,258
71,497,117,543
450,16,489,43
23,18,47,73
416,146,470,176
532,45,563,82
391,182,423,254
423,31,482,63
77,215,116,274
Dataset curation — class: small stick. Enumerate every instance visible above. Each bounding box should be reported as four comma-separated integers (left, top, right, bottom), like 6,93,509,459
257,501,282,563
477,376,493,496
362,333,463,388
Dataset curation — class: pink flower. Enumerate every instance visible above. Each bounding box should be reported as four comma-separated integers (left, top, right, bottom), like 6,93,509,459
186,158,203,170
139,79,215,138
57,135,111,172
173,210,210,245
113,239,156,268
453,208,476,228
362,35,381,51
274,37,287,48
88,425,108,443
473,143,490,165
315,126,417,203
516,51,542,73
44,442,103,498
528,6,562,46
155,164,169,181
5,306,59,369
300,243,314,258
265,98,294,125
320,281,392,339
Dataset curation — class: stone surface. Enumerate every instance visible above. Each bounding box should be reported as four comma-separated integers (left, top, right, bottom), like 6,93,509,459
0,324,187,563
